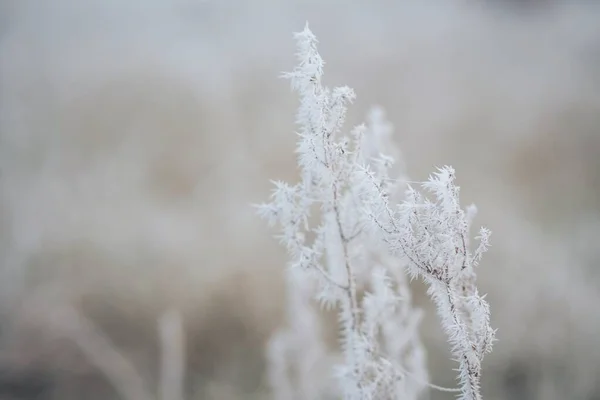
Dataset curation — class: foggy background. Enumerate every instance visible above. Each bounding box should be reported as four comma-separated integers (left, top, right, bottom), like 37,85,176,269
1,1,599,399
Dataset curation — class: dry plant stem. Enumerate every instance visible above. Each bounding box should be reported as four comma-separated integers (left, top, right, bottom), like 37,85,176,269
333,185,359,327
46,301,187,400
445,283,482,400
332,184,361,383
158,309,186,400
53,305,154,400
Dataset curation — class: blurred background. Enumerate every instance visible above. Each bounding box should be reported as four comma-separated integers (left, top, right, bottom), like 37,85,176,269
1,0,599,399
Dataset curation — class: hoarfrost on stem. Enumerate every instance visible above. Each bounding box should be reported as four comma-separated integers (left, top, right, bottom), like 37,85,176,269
257,23,494,400
364,165,496,400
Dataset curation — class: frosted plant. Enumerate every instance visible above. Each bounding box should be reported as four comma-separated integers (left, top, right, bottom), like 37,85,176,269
258,25,426,399
361,165,495,400
356,107,429,399
258,24,494,400
266,267,335,400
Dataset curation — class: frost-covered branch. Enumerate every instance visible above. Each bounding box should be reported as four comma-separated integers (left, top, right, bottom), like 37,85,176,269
258,23,493,400
362,166,495,400
258,24,430,400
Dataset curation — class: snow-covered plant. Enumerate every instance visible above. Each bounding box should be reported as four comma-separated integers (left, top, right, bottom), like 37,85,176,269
258,24,494,400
